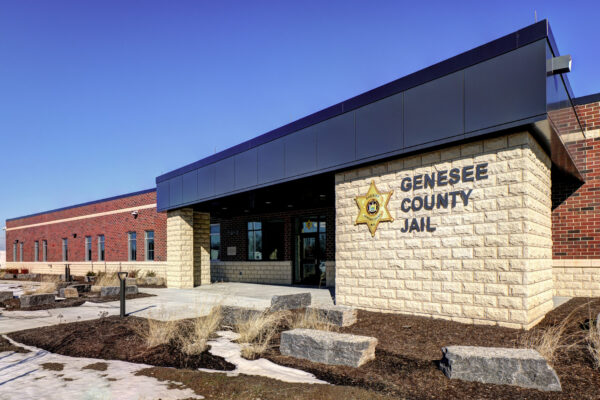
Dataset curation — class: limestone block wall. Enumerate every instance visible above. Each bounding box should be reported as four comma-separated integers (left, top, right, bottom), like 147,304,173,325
325,261,336,288
166,208,194,288
166,208,211,288
194,211,211,286
3,261,167,279
335,132,553,329
211,261,292,285
553,259,600,297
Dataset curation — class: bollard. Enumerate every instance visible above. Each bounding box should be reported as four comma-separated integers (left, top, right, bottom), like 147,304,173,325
117,271,129,318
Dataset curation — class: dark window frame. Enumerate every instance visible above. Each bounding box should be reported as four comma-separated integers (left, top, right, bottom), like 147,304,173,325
145,230,155,261
128,232,137,261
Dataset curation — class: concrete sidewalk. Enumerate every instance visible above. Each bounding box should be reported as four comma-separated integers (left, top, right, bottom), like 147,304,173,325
0,281,334,334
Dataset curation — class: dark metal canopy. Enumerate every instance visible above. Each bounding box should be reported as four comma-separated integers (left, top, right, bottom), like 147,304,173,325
156,20,583,212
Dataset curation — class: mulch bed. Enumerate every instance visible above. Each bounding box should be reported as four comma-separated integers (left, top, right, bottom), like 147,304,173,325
264,298,600,399
0,292,154,311
8,315,234,371
136,367,392,400
0,336,30,354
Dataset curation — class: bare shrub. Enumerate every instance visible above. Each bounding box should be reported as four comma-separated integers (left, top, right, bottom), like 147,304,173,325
134,316,178,348
587,322,600,369
519,303,588,364
145,270,156,277
179,306,223,355
95,272,120,287
289,309,337,332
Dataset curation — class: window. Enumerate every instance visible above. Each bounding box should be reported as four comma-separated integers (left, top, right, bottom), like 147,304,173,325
210,224,220,260
85,236,92,261
145,231,154,261
263,221,284,261
98,235,105,261
128,232,137,261
34,241,39,262
13,242,17,262
247,222,262,260
42,240,47,262
19,242,23,262
62,238,68,261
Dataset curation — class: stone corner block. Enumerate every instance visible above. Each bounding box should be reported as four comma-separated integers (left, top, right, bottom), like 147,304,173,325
307,305,357,327
270,292,311,311
221,305,263,326
440,346,561,392
59,287,79,298
19,293,55,308
280,328,377,367
0,291,14,302
100,285,139,297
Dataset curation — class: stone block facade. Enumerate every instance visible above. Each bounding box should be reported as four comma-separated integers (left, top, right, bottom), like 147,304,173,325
335,132,553,329
194,211,211,286
4,261,167,279
166,208,211,288
553,259,600,297
211,261,292,285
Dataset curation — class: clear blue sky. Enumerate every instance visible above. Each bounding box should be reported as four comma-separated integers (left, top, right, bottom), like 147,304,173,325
1,0,599,250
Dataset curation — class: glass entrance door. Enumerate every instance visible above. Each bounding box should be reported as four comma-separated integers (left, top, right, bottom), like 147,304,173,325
295,216,326,285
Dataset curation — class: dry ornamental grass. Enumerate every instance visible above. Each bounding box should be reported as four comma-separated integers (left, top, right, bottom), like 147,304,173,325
180,306,223,355
134,316,178,348
235,311,292,359
289,309,337,332
94,272,120,287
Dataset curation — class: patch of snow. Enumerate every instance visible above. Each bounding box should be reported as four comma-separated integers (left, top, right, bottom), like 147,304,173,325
0,336,203,400
199,330,327,385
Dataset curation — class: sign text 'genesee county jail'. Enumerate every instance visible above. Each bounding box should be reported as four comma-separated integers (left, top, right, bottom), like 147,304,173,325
399,162,488,233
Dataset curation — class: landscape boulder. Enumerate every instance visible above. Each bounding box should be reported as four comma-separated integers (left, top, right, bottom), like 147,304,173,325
439,346,561,392
0,291,14,302
69,284,90,293
59,287,79,298
270,292,311,311
100,285,138,297
221,305,263,326
280,328,377,367
17,274,38,280
306,305,357,327
19,293,55,308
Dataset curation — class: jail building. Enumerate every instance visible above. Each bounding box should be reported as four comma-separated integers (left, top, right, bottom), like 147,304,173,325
5,20,600,329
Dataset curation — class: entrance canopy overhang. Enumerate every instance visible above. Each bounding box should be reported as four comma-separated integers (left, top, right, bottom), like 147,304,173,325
156,20,584,213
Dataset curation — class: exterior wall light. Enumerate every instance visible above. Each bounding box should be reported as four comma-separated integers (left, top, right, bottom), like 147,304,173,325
131,211,139,219
547,55,572,75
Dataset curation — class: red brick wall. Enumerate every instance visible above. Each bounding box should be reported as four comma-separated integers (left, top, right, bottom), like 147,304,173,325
6,190,167,262
552,99,600,259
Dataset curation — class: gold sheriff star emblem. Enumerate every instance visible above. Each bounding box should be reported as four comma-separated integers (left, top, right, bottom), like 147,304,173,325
355,180,394,237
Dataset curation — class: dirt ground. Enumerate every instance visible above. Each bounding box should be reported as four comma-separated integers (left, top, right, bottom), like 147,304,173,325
264,298,600,399
6,298,600,399
8,315,234,371
0,292,154,311
136,367,394,400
